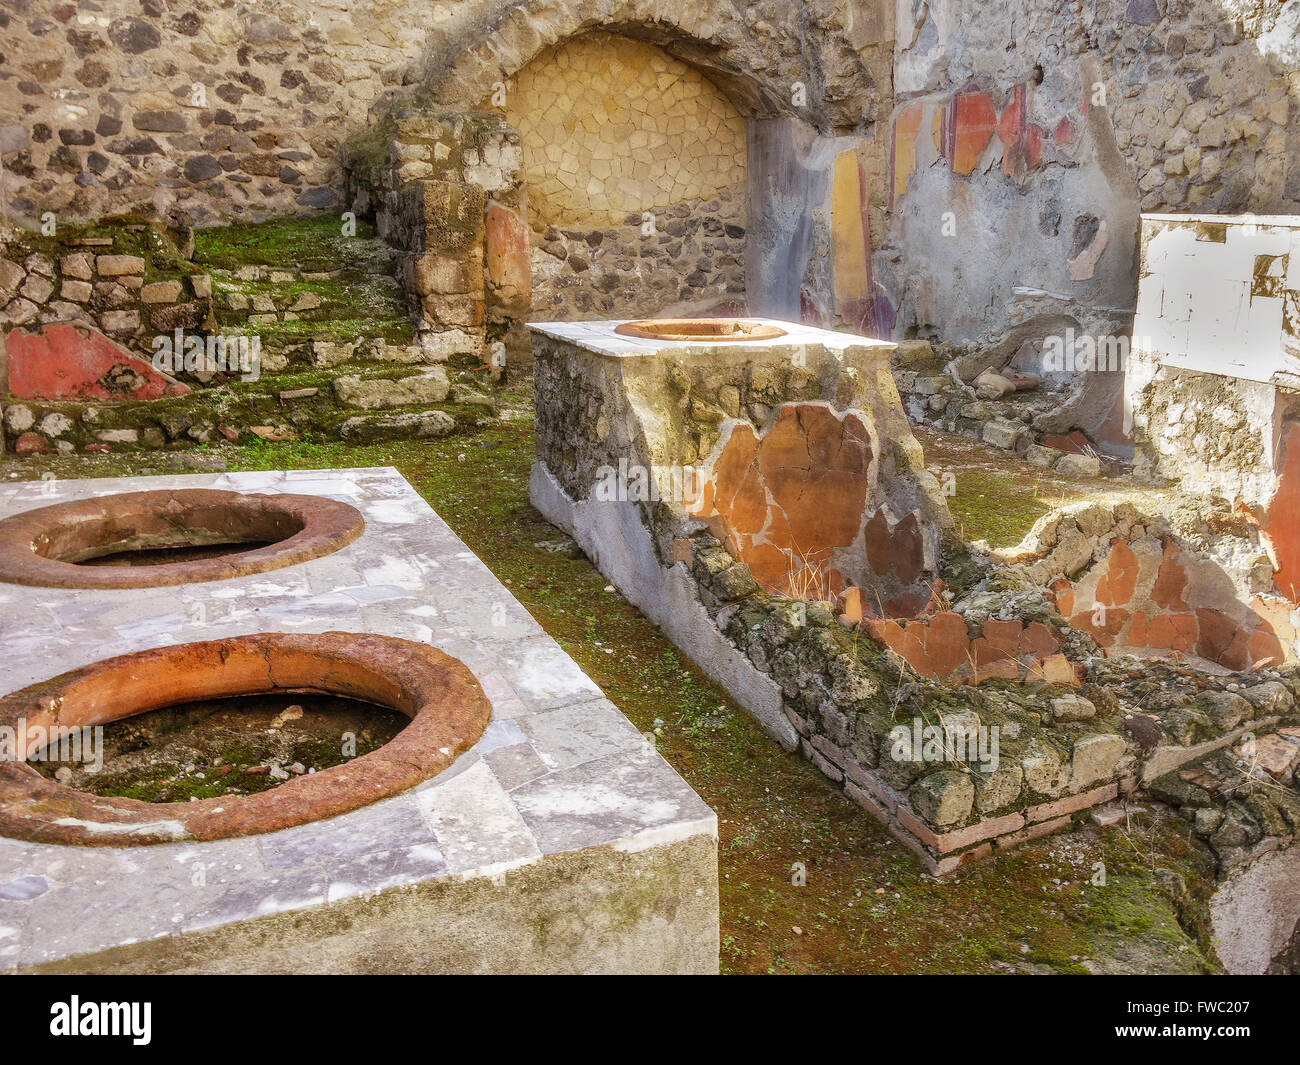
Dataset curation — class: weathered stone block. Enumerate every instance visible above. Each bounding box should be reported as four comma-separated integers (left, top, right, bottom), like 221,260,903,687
0,259,25,296
409,253,474,296
339,410,456,442
1052,693,1097,722
19,274,53,304
93,428,140,444
909,770,975,828
1070,733,1128,790
981,419,1022,450
1026,443,1062,468
399,179,486,255
140,280,184,303
99,312,142,339
333,369,451,409
1021,737,1068,797
60,280,92,303
420,293,485,328
149,301,208,331
1055,452,1102,477
96,254,145,277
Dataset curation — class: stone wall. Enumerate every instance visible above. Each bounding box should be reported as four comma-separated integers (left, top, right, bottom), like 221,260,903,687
708,498,1300,874
0,0,890,228
0,1,392,226
689,399,941,613
530,317,1300,873
743,121,893,336
0,0,895,342
502,33,748,320
422,0,891,135
342,106,528,367
503,34,746,229
4,0,1293,347
883,0,1300,349
0,217,213,353
1211,796,1300,973
1128,355,1296,502
1124,213,1300,555
531,188,746,321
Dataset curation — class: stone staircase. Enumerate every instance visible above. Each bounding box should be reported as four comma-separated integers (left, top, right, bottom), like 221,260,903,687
1,215,498,455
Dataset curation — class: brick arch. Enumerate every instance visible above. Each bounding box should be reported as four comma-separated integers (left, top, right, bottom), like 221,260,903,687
417,0,882,133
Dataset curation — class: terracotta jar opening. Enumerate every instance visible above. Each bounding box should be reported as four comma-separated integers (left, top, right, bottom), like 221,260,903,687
0,489,365,588
0,632,492,845
614,318,788,342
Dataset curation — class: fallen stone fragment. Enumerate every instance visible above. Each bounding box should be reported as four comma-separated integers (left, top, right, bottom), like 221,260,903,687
339,409,456,442
1054,452,1102,477
975,369,1016,400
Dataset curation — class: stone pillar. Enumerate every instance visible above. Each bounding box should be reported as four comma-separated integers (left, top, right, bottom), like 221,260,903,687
400,178,487,359
344,106,527,374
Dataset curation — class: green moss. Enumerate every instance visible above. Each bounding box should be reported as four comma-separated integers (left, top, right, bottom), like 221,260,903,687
211,271,409,335
193,214,381,272
1080,872,1213,974
944,468,1060,546
343,111,398,171
248,315,415,349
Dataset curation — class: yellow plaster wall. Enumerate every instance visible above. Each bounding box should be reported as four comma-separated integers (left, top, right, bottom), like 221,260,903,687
500,33,747,227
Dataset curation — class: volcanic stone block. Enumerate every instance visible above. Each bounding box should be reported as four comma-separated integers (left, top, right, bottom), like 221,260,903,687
95,254,145,276
1071,733,1128,789
339,410,456,441
333,369,450,409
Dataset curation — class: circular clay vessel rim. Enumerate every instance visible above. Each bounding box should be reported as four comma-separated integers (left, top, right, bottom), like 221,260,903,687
0,631,493,845
614,318,788,342
0,488,365,589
